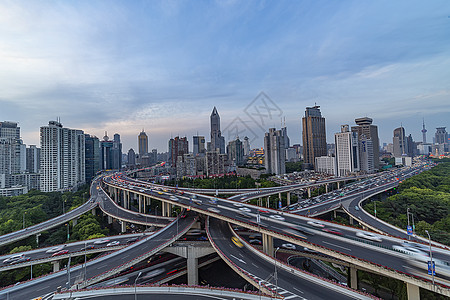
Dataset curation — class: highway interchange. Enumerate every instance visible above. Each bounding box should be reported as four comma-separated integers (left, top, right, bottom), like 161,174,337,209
0,160,449,299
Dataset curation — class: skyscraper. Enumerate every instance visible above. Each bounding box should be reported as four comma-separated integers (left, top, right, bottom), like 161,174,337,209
227,137,244,167
128,148,136,166
26,145,40,174
112,133,122,170
435,127,448,144
351,117,380,169
335,125,360,177
393,127,407,157
40,121,85,192
84,135,100,183
0,122,23,190
302,105,327,169
210,107,225,154
138,130,148,156
169,136,188,167
100,132,114,170
243,136,250,157
264,128,286,175
193,135,206,156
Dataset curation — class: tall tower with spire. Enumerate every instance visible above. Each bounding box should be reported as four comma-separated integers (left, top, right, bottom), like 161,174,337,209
210,107,225,154
421,119,427,144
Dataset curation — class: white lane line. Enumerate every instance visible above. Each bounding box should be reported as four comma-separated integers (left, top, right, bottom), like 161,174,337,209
230,254,246,264
251,263,259,268
293,287,304,294
322,241,352,252
284,295,301,299
36,285,50,291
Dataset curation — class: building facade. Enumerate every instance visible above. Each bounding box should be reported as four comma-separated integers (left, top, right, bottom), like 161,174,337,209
315,156,337,176
351,117,380,169
193,135,206,156
40,121,85,192
264,128,286,175
210,107,225,154
85,135,100,183
138,130,148,156
335,125,360,177
302,106,327,169
227,137,244,167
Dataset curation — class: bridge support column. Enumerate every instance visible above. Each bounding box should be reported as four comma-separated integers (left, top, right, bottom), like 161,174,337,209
72,218,78,227
138,195,143,213
266,197,270,208
162,202,172,217
349,216,354,225
262,233,274,256
52,261,60,272
108,215,113,224
121,221,127,233
258,198,262,207
337,182,340,189
325,184,328,193
406,282,420,300
187,245,199,285
91,208,96,216
307,187,311,198
333,210,337,219
287,192,291,206
122,190,127,208
349,266,358,289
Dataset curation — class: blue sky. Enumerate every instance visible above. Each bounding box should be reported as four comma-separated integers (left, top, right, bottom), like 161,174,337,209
1,0,449,152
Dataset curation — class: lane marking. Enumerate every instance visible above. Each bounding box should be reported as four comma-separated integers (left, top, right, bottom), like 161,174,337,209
322,241,352,252
230,254,246,264
293,287,304,294
251,263,259,268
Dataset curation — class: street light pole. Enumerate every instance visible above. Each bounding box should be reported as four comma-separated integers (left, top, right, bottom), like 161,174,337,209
374,201,376,218
274,247,280,296
425,230,435,287
134,271,142,300
407,207,411,240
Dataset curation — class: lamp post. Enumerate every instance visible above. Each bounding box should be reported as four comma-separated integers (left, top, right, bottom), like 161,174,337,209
425,230,434,286
134,271,142,300
374,201,376,218
274,247,280,295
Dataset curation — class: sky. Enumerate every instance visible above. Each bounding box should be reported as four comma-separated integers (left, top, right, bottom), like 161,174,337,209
1,0,449,152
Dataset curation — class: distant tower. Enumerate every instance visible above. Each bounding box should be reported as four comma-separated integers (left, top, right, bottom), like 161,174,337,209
138,130,148,156
210,107,225,154
302,105,327,169
421,119,427,144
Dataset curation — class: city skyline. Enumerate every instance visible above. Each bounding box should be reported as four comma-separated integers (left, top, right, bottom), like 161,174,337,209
1,1,449,151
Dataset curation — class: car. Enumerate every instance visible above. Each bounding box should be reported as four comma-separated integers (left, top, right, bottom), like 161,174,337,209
282,243,296,250
207,207,220,213
257,209,270,214
94,238,110,245
192,199,202,205
10,256,31,265
401,241,429,252
186,229,202,236
81,245,95,251
231,237,244,248
239,207,251,213
269,215,285,221
3,254,24,264
303,247,318,253
52,250,69,257
356,231,382,242
307,221,325,228
180,214,187,219
233,203,244,207
392,245,428,257
192,194,198,199
322,228,343,235
157,191,163,195
107,241,120,247
209,198,218,205
170,196,179,201
249,239,262,245
142,268,165,279
127,237,139,244
46,245,66,253
354,206,360,211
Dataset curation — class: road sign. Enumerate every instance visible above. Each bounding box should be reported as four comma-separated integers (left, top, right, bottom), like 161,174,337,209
428,261,436,275
407,225,413,235
257,213,261,223
278,200,282,209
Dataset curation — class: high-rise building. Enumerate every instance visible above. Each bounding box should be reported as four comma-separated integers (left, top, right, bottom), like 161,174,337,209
206,149,227,176
243,136,250,157
193,135,206,156
359,135,374,173
40,121,85,192
85,135,100,183
227,137,244,166
100,132,113,170
128,148,136,166
435,127,448,145
112,133,122,170
264,128,286,175
335,125,359,177
26,145,40,174
393,127,407,157
281,125,290,149
138,130,148,156
210,107,225,154
351,117,380,169
315,156,337,176
169,136,188,167
302,105,327,169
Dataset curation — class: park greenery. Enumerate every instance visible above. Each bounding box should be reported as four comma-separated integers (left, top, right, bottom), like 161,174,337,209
166,175,278,190
364,162,450,245
285,161,303,173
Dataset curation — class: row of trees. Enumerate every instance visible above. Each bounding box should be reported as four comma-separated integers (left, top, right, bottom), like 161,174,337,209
364,162,450,245
167,175,278,190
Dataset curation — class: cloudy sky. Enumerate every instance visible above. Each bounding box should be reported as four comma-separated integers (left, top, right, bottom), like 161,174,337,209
1,0,449,152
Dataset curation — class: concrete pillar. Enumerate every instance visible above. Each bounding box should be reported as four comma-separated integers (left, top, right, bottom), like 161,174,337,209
138,195,143,213
262,233,274,256
307,187,311,198
349,266,358,289
287,192,291,206
72,218,78,227
406,282,420,300
108,215,113,224
127,191,130,210
162,202,172,217
349,216,354,225
333,210,337,219
337,182,340,189
91,208,96,216
121,221,127,233
266,197,270,208
325,184,328,193
187,245,199,285
52,261,60,272
258,198,262,207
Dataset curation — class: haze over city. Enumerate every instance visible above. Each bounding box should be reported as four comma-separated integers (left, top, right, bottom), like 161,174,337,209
1,0,449,151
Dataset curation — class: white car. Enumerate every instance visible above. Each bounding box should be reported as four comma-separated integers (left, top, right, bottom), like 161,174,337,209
233,203,244,207
107,241,120,247
356,231,382,242
207,207,220,213
270,215,285,221
239,207,251,213
392,245,428,258
3,254,24,264
45,245,66,253
282,243,296,250
170,196,179,201
94,238,111,245
307,221,325,228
